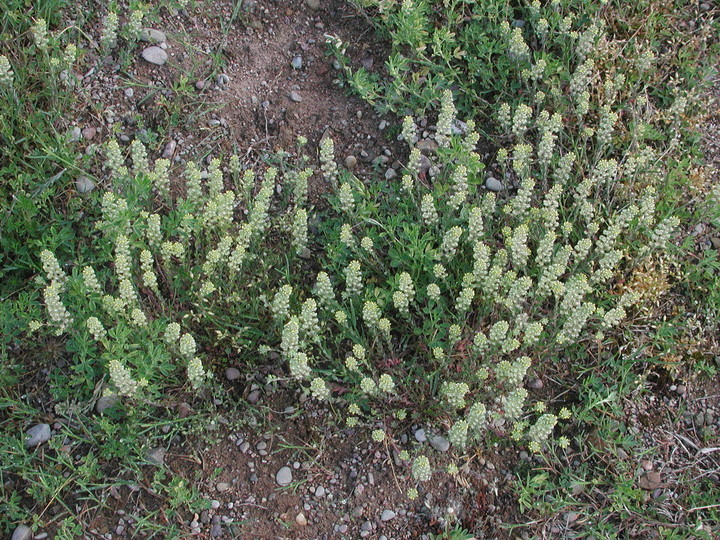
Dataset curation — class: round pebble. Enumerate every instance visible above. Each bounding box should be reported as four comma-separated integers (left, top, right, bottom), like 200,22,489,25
344,155,357,169
275,466,293,486
24,424,51,448
141,46,168,66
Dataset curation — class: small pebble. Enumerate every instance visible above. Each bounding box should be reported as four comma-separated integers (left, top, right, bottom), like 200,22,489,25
485,177,504,192
140,28,167,43
291,56,303,69
344,155,357,169
225,367,240,381
141,46,168,66
24,424,51,448
381,509,396,521
288,91,302,102
295,513,307,526
75,176,95,194
216,482,230,493
82,126,97,140
430,435,450,453
11,525,32,540
276,466,293,486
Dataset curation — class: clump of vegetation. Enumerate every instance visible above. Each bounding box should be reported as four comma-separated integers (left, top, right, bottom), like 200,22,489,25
1,0,719,537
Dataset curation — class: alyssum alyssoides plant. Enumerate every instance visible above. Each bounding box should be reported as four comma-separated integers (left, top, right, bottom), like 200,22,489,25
270,88,679,493
37,139,314,403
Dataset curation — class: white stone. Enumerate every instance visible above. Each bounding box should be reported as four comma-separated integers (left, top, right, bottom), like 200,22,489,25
141,46,168,66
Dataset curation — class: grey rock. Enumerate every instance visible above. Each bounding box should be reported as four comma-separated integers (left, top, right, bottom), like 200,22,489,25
11,525,32,540
82,126,97,140
239,441,250,453
305,0,320,10
216,74,230,86
96,394,120,414
384,168,397,180
638,471,662,490
527,378,543,389
141,46,168,66
216,482,230,492
69,127,82,142
314,485,325,497
381,509,396,521
451,119,468,135
75,176,95,194
162,140,177,159
288,91,302,102
563,511,579,523
276,466,293,486
485,177,505,191
24,424,51,448
140,28,167,43
146,447,165,467
247,389,261,404
210,524,223,537
298,247,311,260
414,429,427,443
416,139,438,153
344,155,357,169
225,367,240,381
295,513,307,526
430,435,450,452
124,88,134,98
361,521,373,532
195,80,207,90
291,56,303,70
